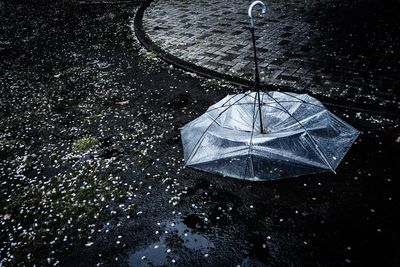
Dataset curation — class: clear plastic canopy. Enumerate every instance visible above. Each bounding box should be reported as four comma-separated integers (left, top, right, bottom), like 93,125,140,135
180,91,359,181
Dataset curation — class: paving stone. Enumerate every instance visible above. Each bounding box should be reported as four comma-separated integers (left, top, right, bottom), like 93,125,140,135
141,0,400,108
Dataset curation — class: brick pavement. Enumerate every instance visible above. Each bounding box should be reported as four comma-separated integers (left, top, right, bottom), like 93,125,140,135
140,0,400,110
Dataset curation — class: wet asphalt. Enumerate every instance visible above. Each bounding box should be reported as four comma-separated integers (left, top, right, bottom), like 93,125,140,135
0,1,399,266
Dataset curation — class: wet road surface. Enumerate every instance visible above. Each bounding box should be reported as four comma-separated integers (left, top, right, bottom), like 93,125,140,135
0,1,399,266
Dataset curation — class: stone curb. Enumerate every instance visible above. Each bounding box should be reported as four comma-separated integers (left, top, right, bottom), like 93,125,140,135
134,0,399,118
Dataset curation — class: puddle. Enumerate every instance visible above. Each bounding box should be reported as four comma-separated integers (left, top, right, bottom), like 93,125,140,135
128,219,214,266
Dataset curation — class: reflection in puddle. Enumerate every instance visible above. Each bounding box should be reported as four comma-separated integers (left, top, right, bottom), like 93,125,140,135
128,219,214,266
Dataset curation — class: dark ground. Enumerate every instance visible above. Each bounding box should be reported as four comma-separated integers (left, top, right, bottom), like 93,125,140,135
0,1,400,266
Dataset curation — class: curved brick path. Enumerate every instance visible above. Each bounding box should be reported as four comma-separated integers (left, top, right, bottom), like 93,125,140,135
140,0,400,110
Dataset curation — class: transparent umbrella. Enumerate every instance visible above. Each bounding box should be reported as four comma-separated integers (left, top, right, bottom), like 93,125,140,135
180,1,359,181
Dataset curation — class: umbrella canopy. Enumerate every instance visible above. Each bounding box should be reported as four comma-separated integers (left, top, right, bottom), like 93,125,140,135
180,91,359,181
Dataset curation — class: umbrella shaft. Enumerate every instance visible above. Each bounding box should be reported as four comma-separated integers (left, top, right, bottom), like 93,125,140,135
251,27,265,134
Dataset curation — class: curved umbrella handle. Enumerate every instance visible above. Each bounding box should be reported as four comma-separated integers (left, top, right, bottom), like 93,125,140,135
248,0,267,28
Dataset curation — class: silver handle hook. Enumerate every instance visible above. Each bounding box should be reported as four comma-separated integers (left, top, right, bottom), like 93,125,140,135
248,1,267,28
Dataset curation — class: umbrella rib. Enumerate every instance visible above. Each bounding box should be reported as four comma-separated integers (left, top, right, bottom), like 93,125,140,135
186,92,254,164
260,91,326,109
204,92,256,113
261,92,335,172
272,91,326,109
252,146,331,170
206,102,287,113
206,93,247,113
263,100,325,108
187,146,249,165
